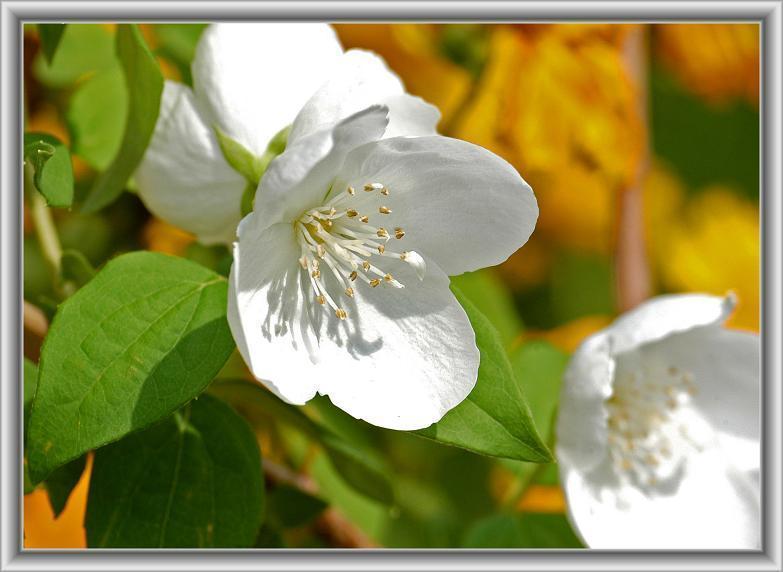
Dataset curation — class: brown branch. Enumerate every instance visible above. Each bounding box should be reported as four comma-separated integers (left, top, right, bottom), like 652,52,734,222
24,300,48,338
262,459,379,548
615,26,652,313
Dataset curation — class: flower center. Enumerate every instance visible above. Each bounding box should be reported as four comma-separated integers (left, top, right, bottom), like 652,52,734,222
294,182,426,320
605,359,704,487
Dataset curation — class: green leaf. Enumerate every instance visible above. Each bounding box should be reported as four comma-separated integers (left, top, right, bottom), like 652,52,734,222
82,25,163,213
33,24,115,88
267,485,327,528
450,269,524,347
415,287,552,463
85,394,264,547
215,127,267,186
60,249,96,287
45,455,87,518
216,124,290,213
23,358,38,436
24,359,39,494
510,340,568,445
24,133,74,208
66,65,127,170
462,513,583,548
26,252,235,483
210,380,394,504
38,24,67,64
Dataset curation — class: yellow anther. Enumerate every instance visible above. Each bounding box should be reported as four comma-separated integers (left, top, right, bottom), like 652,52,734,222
346,209,358,218
316,295,326,305
377,245,385,254
364,182,384,192
359,215,369,223
399,252,407,260
380,187,389,196
377,228,389,238
345,287,354,298
379,206,392,214
394,227,405,239
349,271,358,281
347,186,355,196
362,261,371,271
370,278,381,287
311,269,321,279
384,273,393,282
335,308,347,320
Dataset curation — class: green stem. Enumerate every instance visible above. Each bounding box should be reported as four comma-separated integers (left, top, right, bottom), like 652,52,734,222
25,162,63,282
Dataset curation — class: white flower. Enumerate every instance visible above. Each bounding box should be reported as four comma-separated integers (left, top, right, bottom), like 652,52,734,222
135,23,439,245
557,294,760,549
228,105,538,430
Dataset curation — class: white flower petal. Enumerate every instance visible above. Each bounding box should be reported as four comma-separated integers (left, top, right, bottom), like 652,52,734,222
227,219,319,405
230,212,479,429
556,336,615,472
642,326,760,475
606,293,734,355
315,258,479,430
288,49,440,144
136,81,245,245
333,136,538,276
254,106,389,228
562,446,761,549
192,23,343,156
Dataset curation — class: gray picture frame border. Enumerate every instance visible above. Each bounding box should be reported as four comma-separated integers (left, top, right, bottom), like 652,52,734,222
1,1,780,570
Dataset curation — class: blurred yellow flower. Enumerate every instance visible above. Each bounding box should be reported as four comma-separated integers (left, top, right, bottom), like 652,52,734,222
453,25,644,257
141,218,195,256
655,24,759,107
455,25,643,187
656,188,760,331
333,24,472,124
517,485,566,513
523,315,613,354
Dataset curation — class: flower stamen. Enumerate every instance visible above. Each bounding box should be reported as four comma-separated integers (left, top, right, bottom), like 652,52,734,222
294,182,427,317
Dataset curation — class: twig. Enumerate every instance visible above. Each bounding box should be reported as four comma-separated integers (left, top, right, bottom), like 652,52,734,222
262,459,378,548
24,300,49,338
25,162,63,283
615,27,652,313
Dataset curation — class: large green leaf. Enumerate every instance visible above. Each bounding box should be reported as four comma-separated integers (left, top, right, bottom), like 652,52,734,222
37,24,66,65
510,340,568,445
23,358,38,437
85,394,264,547
267,485,327,528
66,65,127,170
26,252,235,483
450,269,523,347
82,25,163,212
33,24,115,88
24,133,74,208
45,455,87,518
210,380,394,505
462,513,583,548
415,287,552,463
